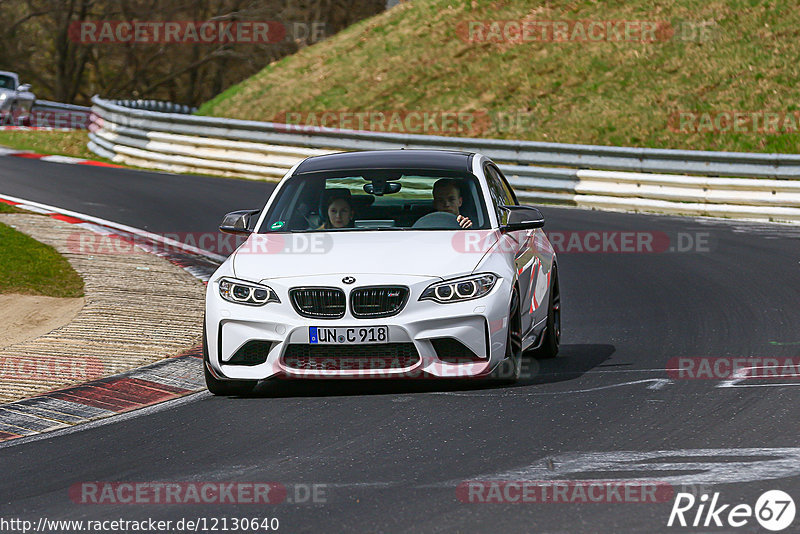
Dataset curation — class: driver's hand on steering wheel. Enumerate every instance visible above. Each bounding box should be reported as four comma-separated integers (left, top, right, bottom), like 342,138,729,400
457,215,472,228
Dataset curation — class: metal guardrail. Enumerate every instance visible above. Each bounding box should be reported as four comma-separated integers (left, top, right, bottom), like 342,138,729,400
6,99,93,129
108,99,197,115
33,100,92,113
88,96,800,223
34,99,191,115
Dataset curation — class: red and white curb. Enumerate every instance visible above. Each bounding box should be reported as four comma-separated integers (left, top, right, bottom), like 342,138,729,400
0,348,204,441
0,146,125,168
0,194,225,443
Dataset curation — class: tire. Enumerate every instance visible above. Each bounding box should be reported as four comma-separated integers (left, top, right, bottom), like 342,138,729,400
532,267,560,359
203,323,258,396
488,288,522,384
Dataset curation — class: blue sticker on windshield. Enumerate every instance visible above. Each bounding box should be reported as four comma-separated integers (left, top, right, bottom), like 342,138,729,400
270,221,285,230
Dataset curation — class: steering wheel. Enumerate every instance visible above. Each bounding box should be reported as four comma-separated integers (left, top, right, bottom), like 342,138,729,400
411,211,462,229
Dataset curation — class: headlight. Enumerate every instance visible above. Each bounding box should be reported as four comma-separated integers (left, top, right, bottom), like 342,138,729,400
218,278,279,306
420,273,498,303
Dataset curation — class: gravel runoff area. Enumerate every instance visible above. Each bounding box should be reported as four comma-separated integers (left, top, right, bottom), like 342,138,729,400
0,213,205,403
0,294,84,348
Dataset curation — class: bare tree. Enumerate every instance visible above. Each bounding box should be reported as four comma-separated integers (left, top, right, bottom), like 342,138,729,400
0,0,386,106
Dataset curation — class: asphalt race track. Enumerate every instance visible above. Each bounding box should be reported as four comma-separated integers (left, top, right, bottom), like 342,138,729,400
2,157,800,533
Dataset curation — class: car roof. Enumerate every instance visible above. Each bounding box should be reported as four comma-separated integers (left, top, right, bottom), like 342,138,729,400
293,150,475,174
0,71,18,78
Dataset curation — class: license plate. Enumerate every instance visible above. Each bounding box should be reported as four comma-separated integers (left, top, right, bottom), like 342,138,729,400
309,326,389,344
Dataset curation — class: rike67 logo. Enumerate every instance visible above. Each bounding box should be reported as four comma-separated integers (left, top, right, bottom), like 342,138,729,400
668,490,796,531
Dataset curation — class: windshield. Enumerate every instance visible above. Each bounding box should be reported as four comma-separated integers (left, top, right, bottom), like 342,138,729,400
258,169,489,232
0,75,16,90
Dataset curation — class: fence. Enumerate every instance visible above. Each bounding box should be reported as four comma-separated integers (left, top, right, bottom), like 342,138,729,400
87,96,800,223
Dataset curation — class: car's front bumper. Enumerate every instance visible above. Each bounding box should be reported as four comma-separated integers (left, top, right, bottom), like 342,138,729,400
205,273,512,380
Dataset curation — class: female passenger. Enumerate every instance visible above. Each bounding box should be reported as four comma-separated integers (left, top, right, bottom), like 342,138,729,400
320,189,355,229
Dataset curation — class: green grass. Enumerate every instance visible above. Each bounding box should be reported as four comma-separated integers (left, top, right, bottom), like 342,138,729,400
0,220,84,298
0,203,22,214
0,130,96,160
197,0,800,153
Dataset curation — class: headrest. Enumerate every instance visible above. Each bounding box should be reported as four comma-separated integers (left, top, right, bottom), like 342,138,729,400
321,188,353,207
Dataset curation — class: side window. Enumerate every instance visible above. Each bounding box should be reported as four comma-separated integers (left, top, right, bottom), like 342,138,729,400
494,167,518,206
485,164,511,224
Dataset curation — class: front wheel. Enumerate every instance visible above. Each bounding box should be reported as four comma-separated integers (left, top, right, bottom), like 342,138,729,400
487,288,522,384
531,267,560,359
203,323,258,396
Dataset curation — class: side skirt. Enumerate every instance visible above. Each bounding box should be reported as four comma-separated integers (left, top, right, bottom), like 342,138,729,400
521,316,548,352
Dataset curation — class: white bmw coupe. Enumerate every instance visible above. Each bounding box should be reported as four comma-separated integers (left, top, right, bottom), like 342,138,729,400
204,150,560,395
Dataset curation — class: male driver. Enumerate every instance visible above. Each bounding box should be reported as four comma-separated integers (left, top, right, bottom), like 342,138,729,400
433,178,472,228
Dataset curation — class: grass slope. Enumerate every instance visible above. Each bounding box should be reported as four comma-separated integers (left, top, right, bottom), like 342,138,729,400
0,130,95,160
198,0,800,153
0,205,84,297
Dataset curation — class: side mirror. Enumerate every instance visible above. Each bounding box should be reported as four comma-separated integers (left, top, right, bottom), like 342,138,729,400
500,205,545,231
16,84,31,93
219,209,260,235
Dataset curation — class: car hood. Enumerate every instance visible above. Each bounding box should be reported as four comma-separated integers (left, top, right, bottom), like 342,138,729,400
231,230,500,280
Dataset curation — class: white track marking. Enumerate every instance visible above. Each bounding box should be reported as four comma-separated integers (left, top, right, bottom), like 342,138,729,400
0,193,225,262
718,366,800,388
431,448,800,487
